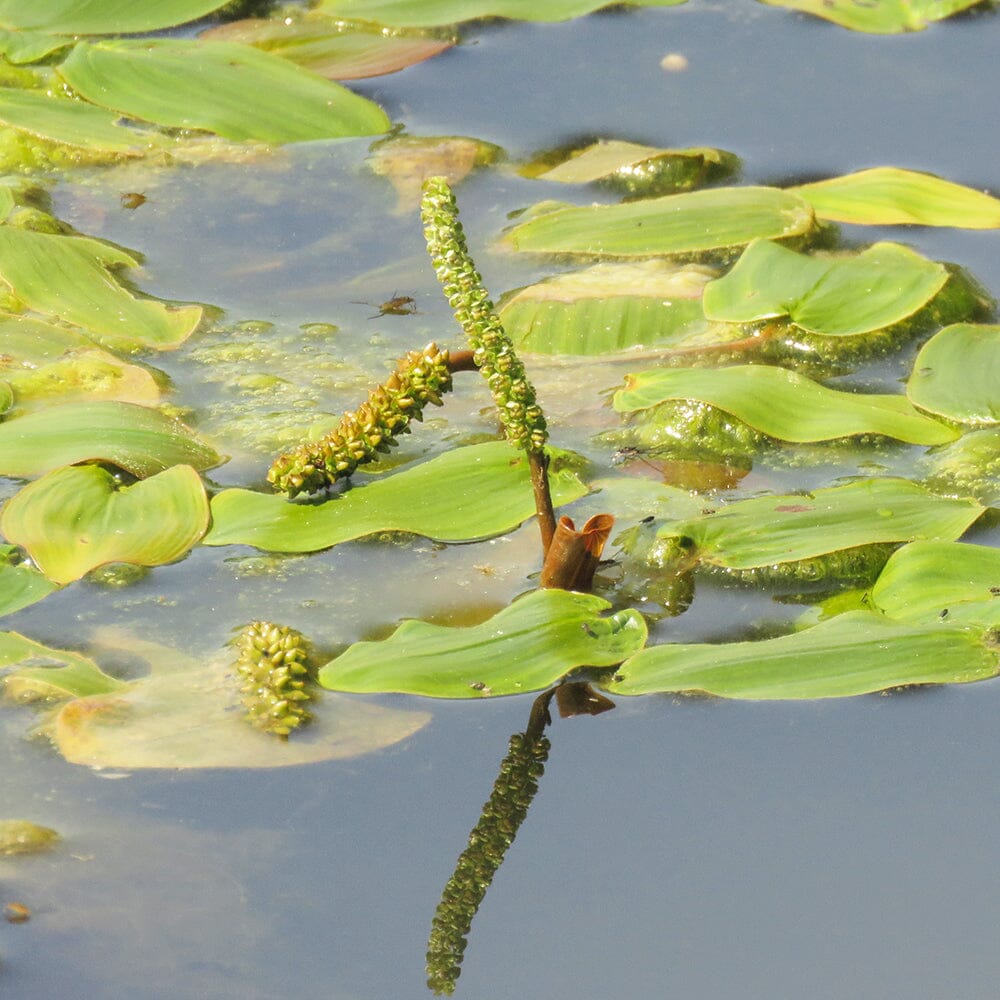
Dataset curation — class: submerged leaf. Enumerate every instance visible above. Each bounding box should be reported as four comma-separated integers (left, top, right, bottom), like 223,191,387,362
0,226,203,352
614,365,957,445
0,401,221,478
1,631,123,700
703,239,948,336
59,38,391,143
505,186,815,258
319,588,648,697
206,442,588,553
0,465,210,585
791,167,1000,228
500,260,714,355
315,0,686,27
907,323,1000,424
606,610,998,699
758,0,984,34
48,630,430,770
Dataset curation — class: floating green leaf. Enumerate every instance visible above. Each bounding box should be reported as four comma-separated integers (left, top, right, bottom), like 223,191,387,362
0,562,58,618
907,324,1000,424
703,239,948,336
790,167,1000,228
203,16,455,80
0,88,166,156
49,629,430,770
0,226,203,352
499,260,714,355
316,0,686,27
614,365,957,445
655,478,983,574
320,588,648,697
605,610,998,699
0,28,72,63
0,0,232,34
0,401,221,479
0,464,210,585
505,186,815,258
759,0,983,34
531,139,739,198
59,39,391,143
1,631,122,700
870,541,1000,629
206,442,588,552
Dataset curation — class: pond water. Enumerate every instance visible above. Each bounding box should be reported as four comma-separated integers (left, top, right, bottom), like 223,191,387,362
3,3,1000,998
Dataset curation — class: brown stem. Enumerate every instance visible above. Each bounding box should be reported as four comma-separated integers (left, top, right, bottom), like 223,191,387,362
529,450,557,557
446,349,478,373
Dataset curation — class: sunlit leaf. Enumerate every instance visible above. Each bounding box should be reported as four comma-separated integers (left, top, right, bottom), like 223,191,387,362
870,541,1000,630
656,478,983,572
202,16,454,80
531,139,739,198
0,465,210,585
0,401,221,479
0,88,166,154
504,186,815,258
0,28,71,63
0,564,58,618
759,0,983,34
907,323,1000,424
59,39,391,143
319,588,648,697
49,629,430,770
500,260,714,355
703,239,948,336
614,365,957,445
316,0,686,27
205,442,588,553
605,610,998,699
1,631,122,700
790,167,1000,228
0,0,232,34
0,226,203,352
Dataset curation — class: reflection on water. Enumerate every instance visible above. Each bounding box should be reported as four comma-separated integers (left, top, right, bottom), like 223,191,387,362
5,4,1000,999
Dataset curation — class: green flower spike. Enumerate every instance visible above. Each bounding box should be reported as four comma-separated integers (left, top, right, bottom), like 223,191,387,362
268,342,453,496
425,731,550,996
421,176,548,455
233,621,312,738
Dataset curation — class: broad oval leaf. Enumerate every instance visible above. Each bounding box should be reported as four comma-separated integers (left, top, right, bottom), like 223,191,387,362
1,631,122,700
319,588,648,697
315,0,686,27
656,478,983,572
614,365,957,445
703,239,948,336
0,0,231,33
907,323,1000,424
0,88,165,154
791,167,1000,228
0,226,202,352
0,464,210,585
758,0,983,34
504,186,815,258
59,39,391,143
202,16,455,80
605,610,998,699
0,401,221,478
0,564,58,618
205,442,588,552
870,540,1000,629
500,260,714,355
48,629,429,770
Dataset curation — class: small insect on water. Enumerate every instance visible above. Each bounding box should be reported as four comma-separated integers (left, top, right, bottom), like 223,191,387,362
352,293,418,319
